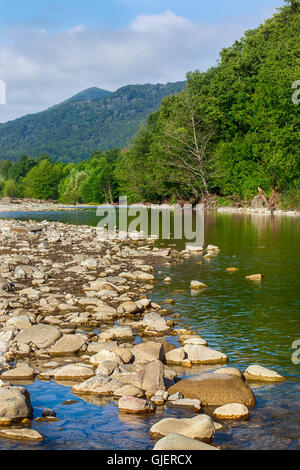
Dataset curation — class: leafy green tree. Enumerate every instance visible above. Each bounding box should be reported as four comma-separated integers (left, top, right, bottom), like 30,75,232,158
23,159,65,200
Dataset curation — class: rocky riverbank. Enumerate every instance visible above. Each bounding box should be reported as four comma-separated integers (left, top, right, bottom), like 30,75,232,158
0,218,285,449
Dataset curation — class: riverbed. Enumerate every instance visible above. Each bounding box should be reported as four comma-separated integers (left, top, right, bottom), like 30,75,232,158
0,208,299,450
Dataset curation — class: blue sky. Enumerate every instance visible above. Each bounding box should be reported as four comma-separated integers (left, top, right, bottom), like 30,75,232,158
0,0,284,122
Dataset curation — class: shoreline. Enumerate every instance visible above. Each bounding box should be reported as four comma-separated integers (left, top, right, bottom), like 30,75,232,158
0,198,299,216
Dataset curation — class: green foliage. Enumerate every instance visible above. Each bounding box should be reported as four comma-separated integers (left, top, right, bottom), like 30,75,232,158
23,159,65,200
2,179,18,197
117,2,300,202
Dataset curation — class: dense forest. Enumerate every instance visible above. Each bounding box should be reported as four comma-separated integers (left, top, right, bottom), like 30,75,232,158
0,82,185,162
0,1,299,208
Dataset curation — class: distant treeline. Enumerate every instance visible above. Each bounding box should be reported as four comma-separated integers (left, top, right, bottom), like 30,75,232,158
0,1,299,209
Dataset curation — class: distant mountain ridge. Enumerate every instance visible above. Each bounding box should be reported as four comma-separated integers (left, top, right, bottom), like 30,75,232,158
0,82,185,162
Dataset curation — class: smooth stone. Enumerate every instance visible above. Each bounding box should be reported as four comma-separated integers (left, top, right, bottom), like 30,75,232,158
49,334,86,356
117,301,139,314
99,327,134,342
96,361,119,377
165,348,186,364
54,364,94,381
0,428,44,441
153,433,218,450
183,337,208,346
1,364,35,381
114,385,144,398
142,312,169,333
132,360,165,392
118,396,155,414
150,414,215,442
245,274,263,281
72,375,122,396
244,364,285,382
167,373,256,407
0,385,33,422
213,403,249,420
168,398,201,412
132,342,165,363
90,350,123,366
190,281,208,290
15,324,62,349
213,367,243,378
183,345,228,364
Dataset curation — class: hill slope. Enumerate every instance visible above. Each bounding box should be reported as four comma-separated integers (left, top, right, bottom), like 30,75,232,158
0,82,185,162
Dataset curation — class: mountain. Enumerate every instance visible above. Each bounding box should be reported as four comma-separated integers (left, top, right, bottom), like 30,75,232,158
0,82,185,162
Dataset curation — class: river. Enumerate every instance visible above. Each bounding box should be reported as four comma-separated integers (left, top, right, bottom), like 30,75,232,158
0,208,299,450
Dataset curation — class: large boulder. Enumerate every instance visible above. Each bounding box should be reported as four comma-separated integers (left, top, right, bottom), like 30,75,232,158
132,341,165,363
150,415,215,442
165,348,186,364
0,385,33,424
49,334,86,356
168,373,256,407
153,433,219,450
15,325,62,349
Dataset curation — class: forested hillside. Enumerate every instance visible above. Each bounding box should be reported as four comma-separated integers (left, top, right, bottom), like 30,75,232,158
0,82,185,162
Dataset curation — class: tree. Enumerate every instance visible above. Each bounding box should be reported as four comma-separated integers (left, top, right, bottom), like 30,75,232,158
23,159,65,200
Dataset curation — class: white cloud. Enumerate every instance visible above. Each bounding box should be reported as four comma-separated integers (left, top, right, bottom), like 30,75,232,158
0,10,273,123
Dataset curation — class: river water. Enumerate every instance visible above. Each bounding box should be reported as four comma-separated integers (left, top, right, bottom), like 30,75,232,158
0,208,299,450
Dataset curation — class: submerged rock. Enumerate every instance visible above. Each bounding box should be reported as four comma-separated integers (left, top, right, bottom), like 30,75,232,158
0,428,44,441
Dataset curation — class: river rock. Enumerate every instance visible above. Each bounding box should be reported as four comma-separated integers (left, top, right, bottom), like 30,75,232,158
182,337,208,346
96,361,119,377
213,367,243,378
153,433,218,450
165,348,186,364
132,360,165,391
213,403,249,420
72,375,122,395
6,316,32,330
132,341,165,363
142,312,169,333
90,350,123,365
150,414,215,442
118,396,155,414
98,326,134,342
167,373,256,407
54,364,94,381
0,428,44,441
244,364,285,382
1,364,35,381
15,324,62,349
245,274,263,281
117,301,139,314
114,384,144,398
49,334,86,356
183,345,228,364
190,281,208,290
0,385,33,423
168,398,201,412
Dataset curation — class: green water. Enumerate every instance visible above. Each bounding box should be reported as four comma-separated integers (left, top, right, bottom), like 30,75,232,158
0,209,299,450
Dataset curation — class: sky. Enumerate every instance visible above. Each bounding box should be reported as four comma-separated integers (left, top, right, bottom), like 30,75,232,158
0,0,283,123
